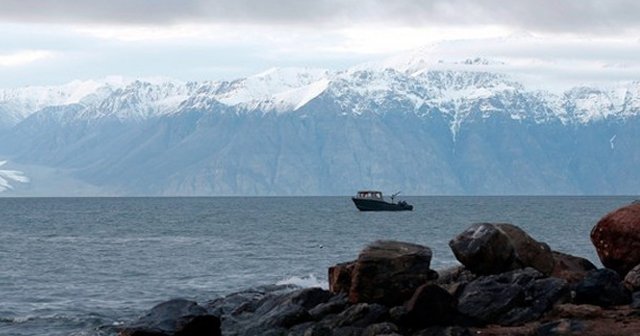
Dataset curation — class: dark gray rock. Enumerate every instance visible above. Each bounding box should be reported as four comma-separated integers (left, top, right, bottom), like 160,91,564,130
457,268,568,326
499,277,569,325
574,268,631,307
206,286,334,336
536,319,586,336
333,303,389,328
449,223,515,275
630,291,640,309
404,284,457,328
362,322,400,336
309,293,349,320
118,298,220,336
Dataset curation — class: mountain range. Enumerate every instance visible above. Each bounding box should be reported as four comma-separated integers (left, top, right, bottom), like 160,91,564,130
0,52,639,196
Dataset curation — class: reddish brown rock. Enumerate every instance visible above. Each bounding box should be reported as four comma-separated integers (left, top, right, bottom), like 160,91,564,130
550,251,597,284
328,261,355,294
404,284,457,328
348,240,436,306
591,203,640,275
495,224,555,276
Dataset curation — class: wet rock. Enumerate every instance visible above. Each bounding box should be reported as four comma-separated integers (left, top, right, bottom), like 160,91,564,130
332,303,389,328
550,251,597,284
590,203,640,275
574,268,631,307
404,284,457,328
457,268,568,326
449,223,515,275
329,261,356,294
308,293,349,320
206,286,334,336
623,264,640,291
449,223,554,275
362,322,399,336
348,240,436,306
536,319,586,336
118,298,221,336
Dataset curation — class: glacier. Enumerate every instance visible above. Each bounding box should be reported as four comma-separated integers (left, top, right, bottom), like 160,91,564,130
0,54,639,196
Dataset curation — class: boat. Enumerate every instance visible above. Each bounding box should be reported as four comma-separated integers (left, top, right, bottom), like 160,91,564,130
351,190,413,211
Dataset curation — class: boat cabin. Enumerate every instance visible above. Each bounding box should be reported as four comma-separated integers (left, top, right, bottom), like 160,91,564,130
355,190,383,200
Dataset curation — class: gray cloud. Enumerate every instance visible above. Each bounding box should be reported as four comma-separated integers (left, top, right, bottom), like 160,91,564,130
2,0,640,34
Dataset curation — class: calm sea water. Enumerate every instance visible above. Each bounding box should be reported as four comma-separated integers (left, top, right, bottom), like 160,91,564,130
0,196,635,336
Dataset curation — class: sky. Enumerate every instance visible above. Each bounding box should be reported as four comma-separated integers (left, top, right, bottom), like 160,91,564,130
1,0,640,89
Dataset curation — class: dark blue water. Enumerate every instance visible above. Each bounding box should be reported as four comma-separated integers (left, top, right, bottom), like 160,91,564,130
0,196,634,335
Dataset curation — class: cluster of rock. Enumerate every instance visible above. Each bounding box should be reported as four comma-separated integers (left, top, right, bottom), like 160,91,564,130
119,202,640,336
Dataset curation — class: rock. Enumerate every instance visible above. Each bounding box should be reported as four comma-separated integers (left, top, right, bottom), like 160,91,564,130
449,223,515,275
550,251,597,284
495,224,555,275
552,303,603,319
118,298,221,336
623,264,640,291
348,240,436,306
362,322,399,336
333,303,389,328
631,291,640,309
574,268,631,307
302,325,333,336
591,203,640,275
413,326,473,336
308,293,349,320
329,261,356,294
536,319,586,336
206,286,334,336
457,268,568,326
404,284,457,329
449,223,554,275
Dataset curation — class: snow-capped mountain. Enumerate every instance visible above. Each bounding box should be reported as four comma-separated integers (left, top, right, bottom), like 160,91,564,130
1,51,639,195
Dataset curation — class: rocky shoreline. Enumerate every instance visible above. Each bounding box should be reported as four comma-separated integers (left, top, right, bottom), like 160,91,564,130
118,202,640,336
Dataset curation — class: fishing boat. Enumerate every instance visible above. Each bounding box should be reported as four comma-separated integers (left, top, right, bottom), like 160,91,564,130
351,190,413,211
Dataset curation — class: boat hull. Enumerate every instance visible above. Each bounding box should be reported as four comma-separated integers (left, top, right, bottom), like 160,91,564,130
351,198,413,211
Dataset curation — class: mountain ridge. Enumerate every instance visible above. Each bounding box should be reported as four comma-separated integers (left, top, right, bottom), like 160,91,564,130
0,54,639,196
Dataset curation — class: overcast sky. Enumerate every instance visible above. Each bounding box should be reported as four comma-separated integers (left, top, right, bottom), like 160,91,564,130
1,0,640,88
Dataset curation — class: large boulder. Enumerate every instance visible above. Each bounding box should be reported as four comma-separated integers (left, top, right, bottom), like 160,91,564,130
550,251,597,284
348,240,437,306
495,224,554,275
328,261,355,294
456,268,568,326
119,299,220,336
206,286,334,336
403,284,457,328
449,223,554,275
574,268,631,307
591,203,640,275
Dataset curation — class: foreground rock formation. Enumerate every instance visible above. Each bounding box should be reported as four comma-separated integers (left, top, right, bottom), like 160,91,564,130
591,203,640,275
119,202,640,336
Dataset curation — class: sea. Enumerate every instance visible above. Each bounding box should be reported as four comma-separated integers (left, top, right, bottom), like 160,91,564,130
0,196,635,336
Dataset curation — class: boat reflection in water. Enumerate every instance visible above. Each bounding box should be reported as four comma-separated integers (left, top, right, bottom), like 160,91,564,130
351,190,413,211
